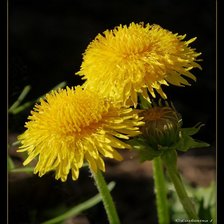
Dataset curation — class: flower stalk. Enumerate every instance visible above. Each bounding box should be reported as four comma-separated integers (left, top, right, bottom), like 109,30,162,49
152,157,170,224
90,168,120,224
162,150,198,220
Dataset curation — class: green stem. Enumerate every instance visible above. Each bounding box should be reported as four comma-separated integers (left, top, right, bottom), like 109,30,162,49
90,168,120,224
162,150,198,221
152,157,170,224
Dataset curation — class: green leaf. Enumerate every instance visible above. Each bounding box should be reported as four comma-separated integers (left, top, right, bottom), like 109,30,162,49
174,124,210,152
175,135,210,152
181,123,205,136
128,137,161,161
198,198,213,221
195,182,216,222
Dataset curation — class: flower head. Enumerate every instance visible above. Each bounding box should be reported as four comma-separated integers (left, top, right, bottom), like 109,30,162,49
18,86,144,181
140,105,182,148
76,22,202,106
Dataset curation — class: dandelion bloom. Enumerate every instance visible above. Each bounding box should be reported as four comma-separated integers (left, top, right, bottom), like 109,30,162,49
76,22,202,106
17,86,144,182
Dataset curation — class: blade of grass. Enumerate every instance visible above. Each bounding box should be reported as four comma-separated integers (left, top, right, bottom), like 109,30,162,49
41,181,116,224
11,140,21,147
10,101,34,114
7,156,15,171
10,167,34,173
9,82,67,115
37,81,67,101
9,85,31,113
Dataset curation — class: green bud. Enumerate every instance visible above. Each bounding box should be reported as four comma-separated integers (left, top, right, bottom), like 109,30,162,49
140,106,182,149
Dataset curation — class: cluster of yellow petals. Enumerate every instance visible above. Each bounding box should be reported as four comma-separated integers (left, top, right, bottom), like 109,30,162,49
18,22,202,182
18,86,144,181
76,22,202,106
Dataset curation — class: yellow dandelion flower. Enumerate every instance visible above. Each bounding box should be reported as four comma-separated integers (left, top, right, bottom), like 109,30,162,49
17,86,144,182
76,22,202,106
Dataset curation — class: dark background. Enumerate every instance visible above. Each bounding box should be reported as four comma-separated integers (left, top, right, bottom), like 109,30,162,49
8,0,216,223
9,0,216,146
9,0,216,145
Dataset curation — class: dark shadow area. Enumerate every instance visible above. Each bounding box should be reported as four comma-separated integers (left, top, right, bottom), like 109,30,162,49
8,1,216,223
9,0,216,143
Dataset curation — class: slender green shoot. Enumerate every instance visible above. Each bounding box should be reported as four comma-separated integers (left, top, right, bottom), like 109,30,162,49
91,169,120,224
41,181,116,224
153,157,170,224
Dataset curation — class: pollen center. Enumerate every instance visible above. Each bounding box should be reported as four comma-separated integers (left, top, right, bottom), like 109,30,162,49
35,87,112,139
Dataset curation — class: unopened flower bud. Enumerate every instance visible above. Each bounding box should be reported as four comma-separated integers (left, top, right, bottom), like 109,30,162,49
140,106,182,149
